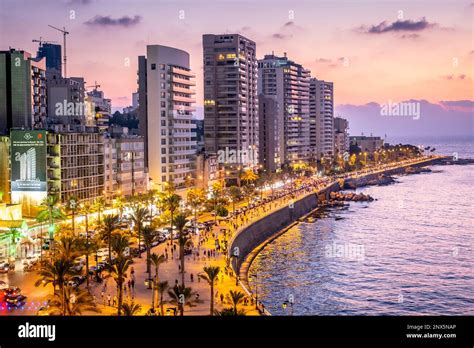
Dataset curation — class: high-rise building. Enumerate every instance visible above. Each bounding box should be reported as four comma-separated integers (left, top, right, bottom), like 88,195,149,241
203,34,259,181
258,53,311,165
137,55,148,168
334,117,349,156
85,88,111,130
138,45,197,191
310,78,334,159
47,76,86,126
47,131,105,203
104,130,147,197
0,49,47,133
36,43,62,77
258,94,280,172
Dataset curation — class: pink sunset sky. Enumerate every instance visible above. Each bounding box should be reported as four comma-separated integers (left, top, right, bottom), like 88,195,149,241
1,0,473,136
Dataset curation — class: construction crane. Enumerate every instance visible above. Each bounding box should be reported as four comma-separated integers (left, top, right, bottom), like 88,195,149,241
32,37,57,46
48,25,69,77
86,81,101,91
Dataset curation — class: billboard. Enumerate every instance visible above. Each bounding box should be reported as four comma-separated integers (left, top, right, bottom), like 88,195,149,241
10,130,47,192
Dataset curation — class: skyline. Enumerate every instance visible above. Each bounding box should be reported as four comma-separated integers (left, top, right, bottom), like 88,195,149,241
0,0,473,137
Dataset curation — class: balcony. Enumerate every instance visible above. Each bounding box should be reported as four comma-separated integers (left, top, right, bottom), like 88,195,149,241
172,76,196,86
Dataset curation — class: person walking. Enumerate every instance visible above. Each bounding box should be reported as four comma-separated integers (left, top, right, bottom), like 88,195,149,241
107,294,111,306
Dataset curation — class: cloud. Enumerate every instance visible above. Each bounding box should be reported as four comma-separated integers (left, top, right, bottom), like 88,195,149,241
400,33,420,39
335,99,474,137
440,100,474,112
440,74,469,80
84,15,142,28
358,17,437,34
272,33,292,40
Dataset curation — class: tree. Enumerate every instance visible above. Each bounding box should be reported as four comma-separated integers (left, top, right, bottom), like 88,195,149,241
93,197,106,226
167,284,200,316
106,256,131,316
78,201,94,289
0,228,22,258
113,196,126,220
240,169,258,186
35,258,75,315
163,194,181,243
226,290,246,315
47,286,100,316
157,280,169,316
227,186,242,214
199,266,220,315
37,194,65,242
54,235,81,262
209,182,225,223
99,214,120,263
111,234,130,259
142,225,156,284
65,196,78,234
122,299,142,316
186,188,205,232
242,185,256,206
173,213,192,286
129,206,150,258
214,307,246,316
150,253,166,309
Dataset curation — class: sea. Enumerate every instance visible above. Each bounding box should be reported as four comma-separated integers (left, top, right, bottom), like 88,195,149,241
249,135,474,315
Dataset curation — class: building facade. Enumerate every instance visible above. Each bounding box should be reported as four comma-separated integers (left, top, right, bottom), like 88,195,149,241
138,45,197,191
258,53,310,165
47,76,86,126
36,43,62,78
310,78,334,160
350,136,384,153
0,49,47,133
85,88,111,130
258,94,280,172
195,152,219,189
334,117,349,156
203,34,259,179
47,132,105,203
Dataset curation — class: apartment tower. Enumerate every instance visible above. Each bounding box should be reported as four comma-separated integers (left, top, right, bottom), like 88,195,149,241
203,34,259,182
258,53,311,165
138,45,197,191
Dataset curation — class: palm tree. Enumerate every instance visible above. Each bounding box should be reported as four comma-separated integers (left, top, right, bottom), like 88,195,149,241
157,280,169,316
65,196,78,234
129,206,150,258
111,234,130,259
142,226,156,285
99,214,120,263
242,185,256,206
37,194,65,242
198,266,220,315
167,284,200,316
227,186,242,214
186,188,205,232
226,290,246,315
107,256,131,316
35,258,75,315
113,196,126,220
213,307,246,316
54,235,81,261
122,299,142,316
78,236,97,290
163,193,181,243
0,228,22,258
149,253,166,308
94,197,106,226
47,286,100,316
78,201,93,288
173,213,191,286
209,182,224,223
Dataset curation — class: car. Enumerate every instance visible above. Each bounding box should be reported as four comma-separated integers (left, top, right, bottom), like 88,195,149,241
6,294,27,307
0,260,10,273
0,280,8,290
4,287,22,298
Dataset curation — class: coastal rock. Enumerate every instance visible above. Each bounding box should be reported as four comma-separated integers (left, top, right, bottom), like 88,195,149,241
329,191,374,203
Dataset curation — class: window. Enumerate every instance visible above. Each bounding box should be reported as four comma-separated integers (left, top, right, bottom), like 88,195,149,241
160,82,165,88
161,92,166,98
160,73,165,79
161,148,166,154
162,166,166,172
160,64,166,70
161,101,166,107
161,139,166,145
161,120,166,126
161,157,166,163
162,176,166,182
161,110,166,117
151,64,156,70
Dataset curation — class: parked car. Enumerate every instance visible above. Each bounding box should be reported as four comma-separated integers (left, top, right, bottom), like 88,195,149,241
6,294,27,307
4,287,22,297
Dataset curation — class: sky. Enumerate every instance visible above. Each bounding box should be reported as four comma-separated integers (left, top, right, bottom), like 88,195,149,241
0,0,473,137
